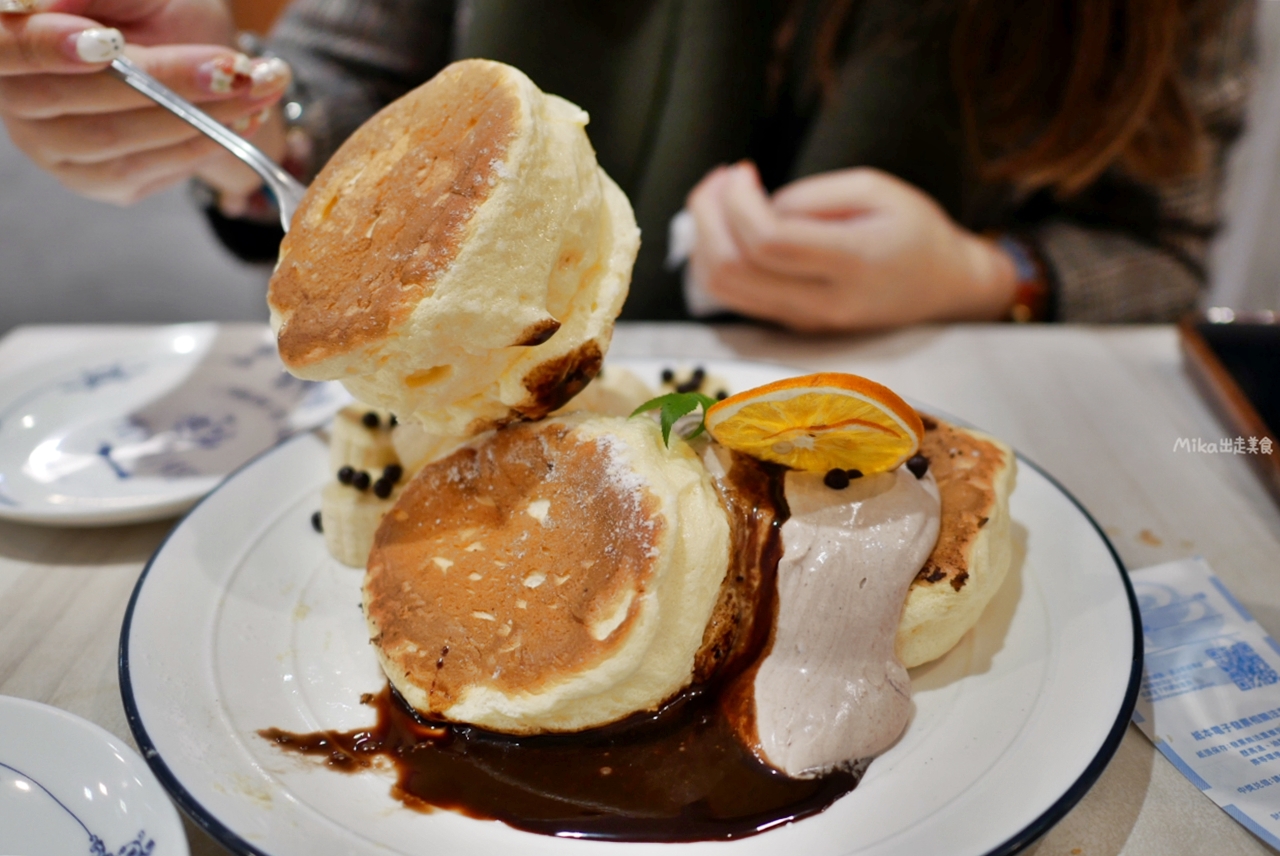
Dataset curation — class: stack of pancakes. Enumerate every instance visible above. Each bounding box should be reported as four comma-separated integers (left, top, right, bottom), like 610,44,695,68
363,410,1015,734
269,59,1017,753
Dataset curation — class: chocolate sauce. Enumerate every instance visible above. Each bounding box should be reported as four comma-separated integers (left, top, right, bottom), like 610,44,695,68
262,682,858,841
693,453,789,684
261,453,862,841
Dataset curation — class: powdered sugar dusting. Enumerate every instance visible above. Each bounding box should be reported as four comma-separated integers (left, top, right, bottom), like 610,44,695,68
594,433,648,498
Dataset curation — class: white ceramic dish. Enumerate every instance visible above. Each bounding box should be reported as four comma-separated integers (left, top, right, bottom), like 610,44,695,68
0,695,188,856
120,358,1140,856
0,323,349,527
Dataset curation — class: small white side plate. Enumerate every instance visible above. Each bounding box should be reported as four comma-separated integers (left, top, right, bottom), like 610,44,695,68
0,324,349,527
0,695,188,856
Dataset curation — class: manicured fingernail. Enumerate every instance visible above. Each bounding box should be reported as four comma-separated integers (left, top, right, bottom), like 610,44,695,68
230,106,271,134
70,28,124,63
198,53,254,94
0,1,37,13
249,57,289,98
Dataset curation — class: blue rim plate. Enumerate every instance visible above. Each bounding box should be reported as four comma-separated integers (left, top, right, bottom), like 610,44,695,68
0,695,188,855
119,357,1140,856
0,323,348,527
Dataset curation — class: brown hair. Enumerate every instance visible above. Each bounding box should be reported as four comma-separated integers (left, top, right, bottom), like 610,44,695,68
786,0,1223,197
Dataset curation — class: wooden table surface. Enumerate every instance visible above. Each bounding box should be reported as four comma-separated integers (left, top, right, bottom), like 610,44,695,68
2,322,1278,856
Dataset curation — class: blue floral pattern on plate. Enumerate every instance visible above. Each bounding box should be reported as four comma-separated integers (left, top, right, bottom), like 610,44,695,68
0,695,186,855
0,324,350,525
1,761,155,855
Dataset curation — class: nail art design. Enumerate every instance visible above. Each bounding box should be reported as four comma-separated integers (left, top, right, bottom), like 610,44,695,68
249,57,290,98
230,106,272,135
74,28,125,63
0,1,37,14
202,53,254,94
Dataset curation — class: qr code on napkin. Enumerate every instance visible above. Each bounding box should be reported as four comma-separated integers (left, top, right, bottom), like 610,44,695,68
1208,642,1280,691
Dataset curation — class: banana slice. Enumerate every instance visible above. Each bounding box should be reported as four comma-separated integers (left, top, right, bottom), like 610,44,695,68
321,401,406,568
329,404,400,474
320,476,403,568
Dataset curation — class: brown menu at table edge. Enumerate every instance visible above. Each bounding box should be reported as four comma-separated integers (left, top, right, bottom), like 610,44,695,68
1178,313,1280,508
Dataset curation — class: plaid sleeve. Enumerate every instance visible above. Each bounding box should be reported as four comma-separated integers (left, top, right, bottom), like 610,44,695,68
267,0,456,178
1033,0,1254,322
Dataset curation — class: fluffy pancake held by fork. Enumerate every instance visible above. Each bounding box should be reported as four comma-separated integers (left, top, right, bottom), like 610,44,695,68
268,59,639,438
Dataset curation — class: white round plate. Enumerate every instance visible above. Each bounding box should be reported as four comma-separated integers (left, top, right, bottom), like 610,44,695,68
0,323,349,526
120,358,1140,856
0,695,188,856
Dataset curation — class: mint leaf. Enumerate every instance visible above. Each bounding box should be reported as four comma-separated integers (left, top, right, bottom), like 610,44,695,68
630,391,716,446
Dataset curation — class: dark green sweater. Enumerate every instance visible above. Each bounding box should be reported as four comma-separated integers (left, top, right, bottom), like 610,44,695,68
257,0,1251,322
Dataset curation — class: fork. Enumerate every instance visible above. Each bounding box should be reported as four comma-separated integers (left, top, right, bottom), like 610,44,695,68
108,55,306,233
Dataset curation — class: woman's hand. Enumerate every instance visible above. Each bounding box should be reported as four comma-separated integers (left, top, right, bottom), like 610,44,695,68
0,0,289,206
686,162,1018,331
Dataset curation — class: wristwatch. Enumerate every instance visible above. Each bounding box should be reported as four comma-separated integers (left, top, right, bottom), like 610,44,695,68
994,234,1052,323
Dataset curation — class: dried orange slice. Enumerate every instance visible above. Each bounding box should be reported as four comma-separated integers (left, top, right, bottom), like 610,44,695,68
704,372,923,474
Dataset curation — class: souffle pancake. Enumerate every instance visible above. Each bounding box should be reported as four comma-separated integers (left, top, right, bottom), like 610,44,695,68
897,416,1017,669
267,59,639,438
363,413,731,734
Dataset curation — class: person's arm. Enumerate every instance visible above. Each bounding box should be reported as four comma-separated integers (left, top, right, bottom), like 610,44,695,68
266,0,453,181
1028,0,1253,322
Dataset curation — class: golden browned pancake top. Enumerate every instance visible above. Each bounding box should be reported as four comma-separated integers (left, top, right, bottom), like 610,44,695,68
365,421,664,714
270,60,518,369
913,416,1004,592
